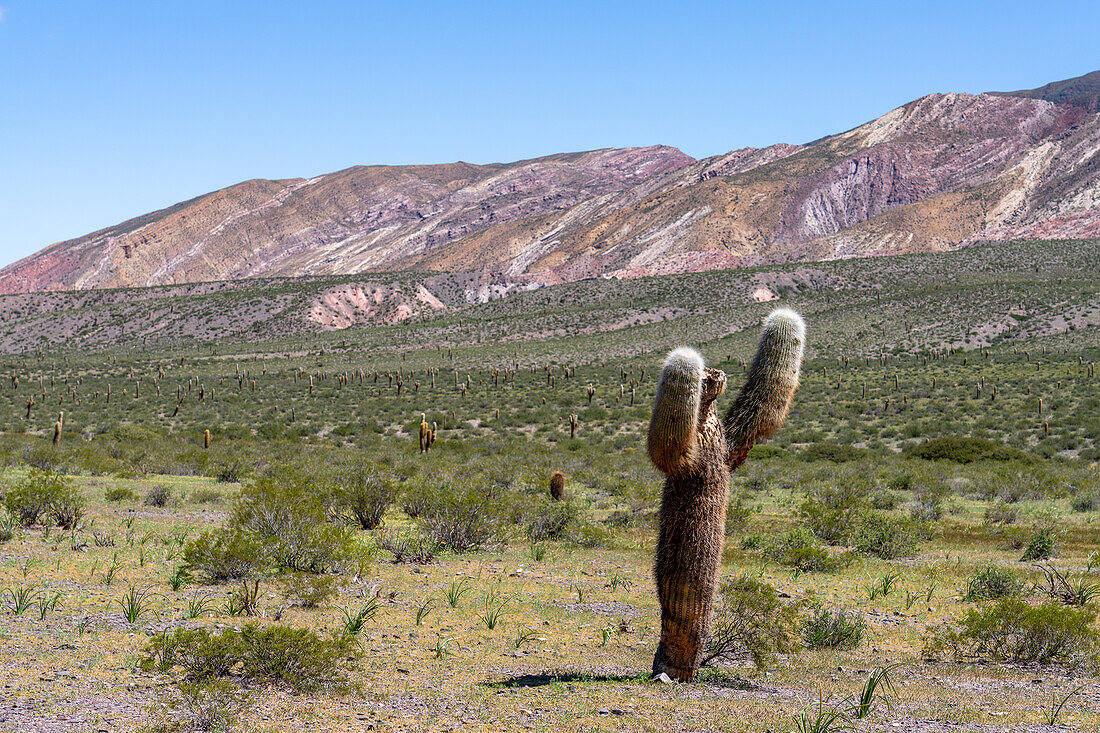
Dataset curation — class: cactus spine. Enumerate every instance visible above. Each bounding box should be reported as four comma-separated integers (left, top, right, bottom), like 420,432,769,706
648,309,804,682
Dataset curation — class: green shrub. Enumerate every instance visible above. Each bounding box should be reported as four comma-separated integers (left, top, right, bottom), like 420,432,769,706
105,487,139,502
799,484,870,545
566,520,612,548
229,467,357,573
739,534,763,550
1021,528,1057,561
869,489,900,510
143,623,357,691
923,599,1100,668
964,564,1023,601
910,482,952,522
191,488,223,505
701,576,803,669
412,479,510,552
984,501,1019,526
183,530,263,583
801,443,868,463
802,607,866,649
144,485,172,508
525,499,580,542
147,678,249,733
904,436,1034,464
3,469,85,528
331,462,397,530
747,445,788,460
764,528,849,572
1071,490,1100,513
724,493,754,534
852,512,919,559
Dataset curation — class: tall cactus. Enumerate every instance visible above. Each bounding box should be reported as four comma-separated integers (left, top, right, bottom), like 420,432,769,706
418,413,431,453
648,309,804,682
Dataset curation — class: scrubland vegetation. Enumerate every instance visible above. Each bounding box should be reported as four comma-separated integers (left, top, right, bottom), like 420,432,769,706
0,239,1098,731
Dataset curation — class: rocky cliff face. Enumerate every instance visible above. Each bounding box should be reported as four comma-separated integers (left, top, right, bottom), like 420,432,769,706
2,73,1099,295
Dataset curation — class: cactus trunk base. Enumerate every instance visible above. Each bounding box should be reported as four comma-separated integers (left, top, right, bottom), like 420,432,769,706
652,615,709,681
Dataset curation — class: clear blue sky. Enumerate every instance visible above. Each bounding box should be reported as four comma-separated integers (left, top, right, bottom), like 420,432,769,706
2,1,1098,266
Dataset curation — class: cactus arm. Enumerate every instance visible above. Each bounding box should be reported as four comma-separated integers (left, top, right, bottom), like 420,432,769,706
723,309,805,469
647,348,705,476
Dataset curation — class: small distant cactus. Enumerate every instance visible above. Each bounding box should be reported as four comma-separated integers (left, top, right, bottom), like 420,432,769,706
648,309,804,682
52,420,62,448
419,413,431,453
204,429,211,451
549,471,566,501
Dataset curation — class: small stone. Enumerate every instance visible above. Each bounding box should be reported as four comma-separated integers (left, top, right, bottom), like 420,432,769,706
597,708,610,715
1032,678,1044,684
611,708,626,715
653,672,674,684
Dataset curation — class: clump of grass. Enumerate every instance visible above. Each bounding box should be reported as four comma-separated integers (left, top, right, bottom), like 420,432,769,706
115,584,159,624
802,607,866,650
844,663,903,719
479,601,508,630
1021,528,1058,561
339,597,380,641
793,695,853,733
414,597,434,625
445,578,471,608
3,585,42,616
964,564,1022,601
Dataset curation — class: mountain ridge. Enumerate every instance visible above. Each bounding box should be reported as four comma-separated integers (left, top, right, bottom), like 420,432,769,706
2,72,1099,295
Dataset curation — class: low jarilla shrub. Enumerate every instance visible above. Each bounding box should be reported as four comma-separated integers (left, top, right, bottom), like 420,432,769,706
923,598,1100,669
143,623,358,691
283,572,339,609
3,469,85,528
183,530,262,583
411,479,510,552
331,461,397,530
147,678,249,733
144,485,172,508
525,499,580,542
852,511,919,560
702,576,803,670
904,436,1034,464
105,487,138,502
763,528,850,572
798,483,870,545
